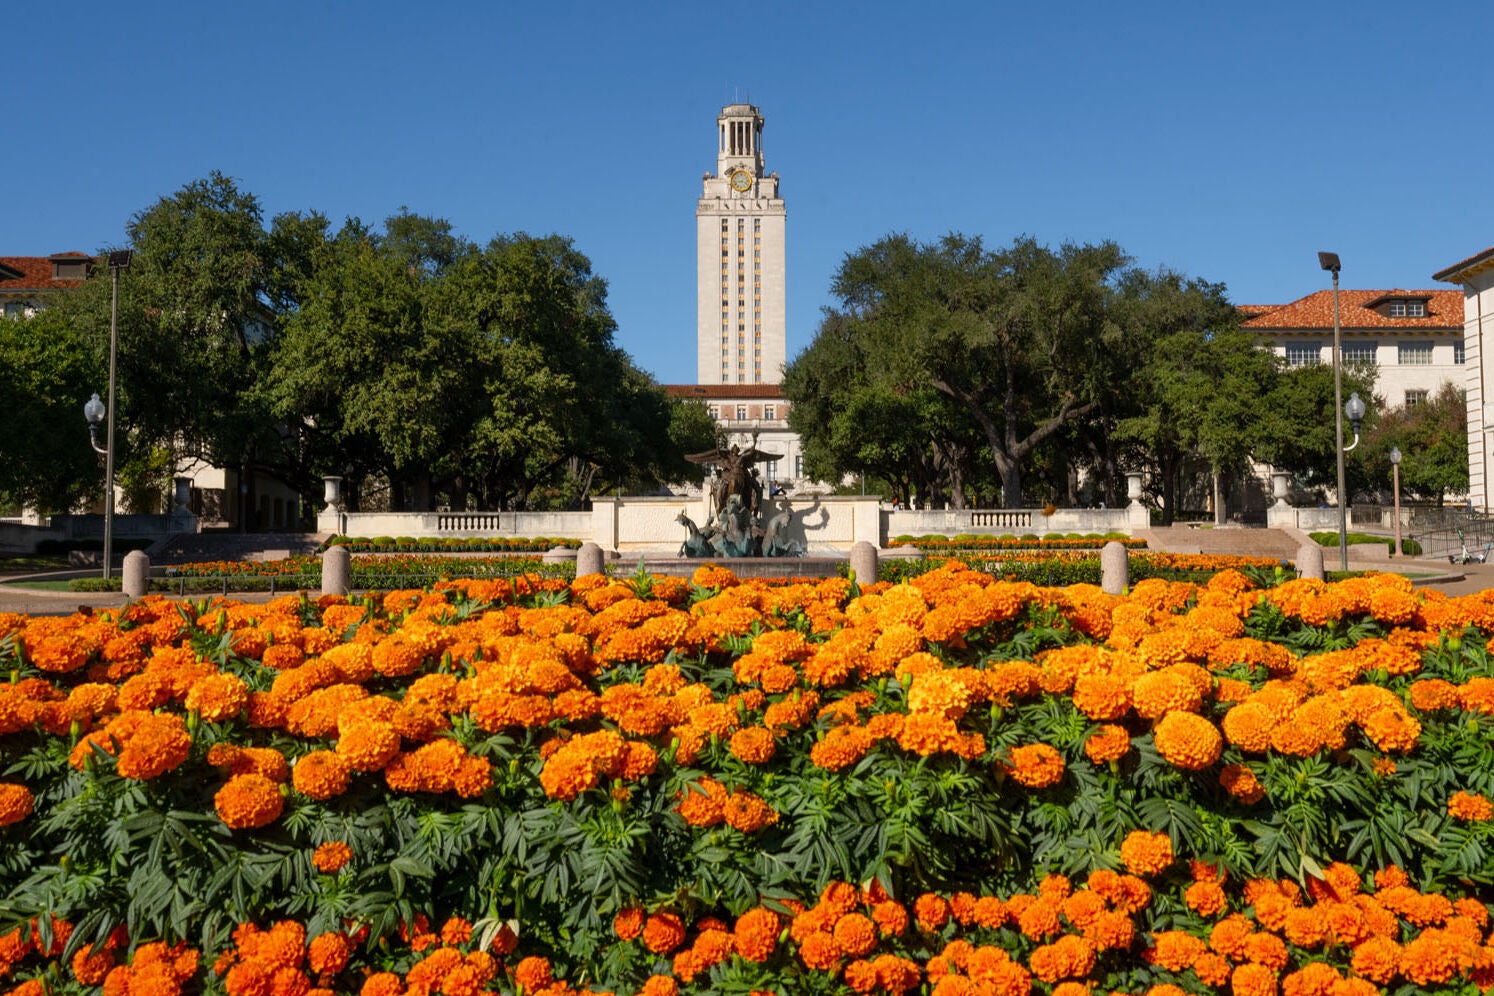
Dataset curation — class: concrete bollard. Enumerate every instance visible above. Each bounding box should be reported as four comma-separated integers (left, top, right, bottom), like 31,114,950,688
1100,540,1129,595
576,542,606,578
122,550,150,599
850,541,879,587
541,545,579,564
321,545,352,597
1296,543,1325,581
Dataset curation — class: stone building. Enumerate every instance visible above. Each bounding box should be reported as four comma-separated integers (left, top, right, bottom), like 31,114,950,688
1434,247,1494,510
1240,288,1465,410
0,253,90,317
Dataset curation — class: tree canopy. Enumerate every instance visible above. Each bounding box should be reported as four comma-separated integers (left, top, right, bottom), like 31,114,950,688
4,175,712,519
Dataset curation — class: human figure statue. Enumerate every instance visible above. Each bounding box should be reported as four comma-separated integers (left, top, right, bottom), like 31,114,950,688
686,441,781,518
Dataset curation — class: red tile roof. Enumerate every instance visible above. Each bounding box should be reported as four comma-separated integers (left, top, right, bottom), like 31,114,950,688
1238,289,1462,330
0,254,91,292
664,383,786,400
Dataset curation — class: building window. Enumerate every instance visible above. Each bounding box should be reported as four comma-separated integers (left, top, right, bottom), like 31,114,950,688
707,406,719,420
3,302,25,320
1341,343,1376,365
1284,344,1320,367
735,405,747,420
1455,341,1466,364
763,460,777,480
794,455,804,478
1389,301,1426,318
1398,343,1433,365
764,405,776,420
1405,389,1428,407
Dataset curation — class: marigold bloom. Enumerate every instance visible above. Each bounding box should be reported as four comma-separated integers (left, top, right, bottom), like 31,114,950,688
1119,831,1173,877
728,726,776,764
1084,724,1131,763
828,912,876,958
733,907,779,962
1185,880,1228,916
1153,710,1222,770
512,955,552,990
292,751,352,800
215,773,284,829
0,783,35,826
1231,962,1279,996
1005,743,1065,788
798,931,842,971
642,912,686,954
312,841,352,873
1220,764,1265,804
307,933,352,975
1448,790,1494,821
180,673,247,723
1028,935,1097,983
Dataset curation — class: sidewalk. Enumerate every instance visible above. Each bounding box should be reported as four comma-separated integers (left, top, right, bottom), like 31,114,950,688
2,544,1492,617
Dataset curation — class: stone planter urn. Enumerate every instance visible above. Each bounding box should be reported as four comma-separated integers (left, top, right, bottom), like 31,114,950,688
1126,472,1144,504
173,476,192,514
1271,471,1291,506
323,476,343,512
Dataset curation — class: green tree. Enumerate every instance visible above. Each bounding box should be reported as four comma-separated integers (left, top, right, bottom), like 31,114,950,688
0,305,101,511
1359,383,1468,503
799,233,1135,508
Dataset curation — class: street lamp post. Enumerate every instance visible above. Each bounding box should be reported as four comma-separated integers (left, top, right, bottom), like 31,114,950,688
1319,251,1351,571
1389,446,1402,558
84,250,132,580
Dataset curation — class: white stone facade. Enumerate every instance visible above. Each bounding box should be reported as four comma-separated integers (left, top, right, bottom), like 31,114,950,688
1435,247,1494,510
696,103,787,385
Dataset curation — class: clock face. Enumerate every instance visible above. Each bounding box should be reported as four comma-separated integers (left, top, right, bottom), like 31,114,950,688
730,169,753,192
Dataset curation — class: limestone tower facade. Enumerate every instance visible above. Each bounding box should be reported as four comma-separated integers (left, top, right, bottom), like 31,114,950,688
696,103,786,384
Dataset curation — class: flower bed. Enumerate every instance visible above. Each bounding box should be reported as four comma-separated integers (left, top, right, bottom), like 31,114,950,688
323,537,582,554
2,563,1492,996
69,557,574,593
890,534,1146,553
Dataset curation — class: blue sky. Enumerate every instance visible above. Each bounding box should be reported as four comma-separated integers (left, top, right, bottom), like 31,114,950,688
9,1,1491,384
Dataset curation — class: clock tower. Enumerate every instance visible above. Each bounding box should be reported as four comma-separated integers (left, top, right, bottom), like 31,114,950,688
697,103,786,384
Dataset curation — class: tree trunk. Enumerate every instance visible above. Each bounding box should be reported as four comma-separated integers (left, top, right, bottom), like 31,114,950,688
1212,468,1227,526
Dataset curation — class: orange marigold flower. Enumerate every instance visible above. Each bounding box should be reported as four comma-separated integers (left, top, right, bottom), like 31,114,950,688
833,913,878,957
1083,910,1135,951
512,956,552,990
871,900,908,937
798,931,841,971
1017,899,1063,941
71,943,116,985
1005,743,1065,788
1360,707,1421,753
184,673,248,723
1448,790,1494,821
215,773,284,829
1222,701,1275,753
1281,961,1340,996
728,726,777,764
307,933,352,975
642,912,686,954
1153,710,1222,770
915,893,950,932
1084,724,1131,764
292,751,351,800
1240,931,1288,970
0,783,35,826
335,721,401,773
1147,931,1207,972
1231,962,1279,996
614,906,645,941
734,908,780,962
1185,881,1228,917
1028,934,1096,983
1349,934,1400,983
1120,831,1173,877
312,841,352,873
1220,764,1265,804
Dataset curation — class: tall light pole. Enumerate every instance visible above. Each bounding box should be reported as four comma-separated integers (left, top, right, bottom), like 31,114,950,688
1319,251,1351,571
1389,446,1402,558
89,250,132,580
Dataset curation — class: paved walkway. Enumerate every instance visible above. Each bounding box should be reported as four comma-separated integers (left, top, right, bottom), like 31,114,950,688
2,553,1493,617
